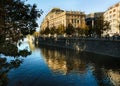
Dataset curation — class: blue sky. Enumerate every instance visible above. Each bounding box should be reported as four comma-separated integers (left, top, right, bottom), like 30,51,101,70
25,0,119,31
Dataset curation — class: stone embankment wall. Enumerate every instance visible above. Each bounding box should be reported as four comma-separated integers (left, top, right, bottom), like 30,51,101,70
38,37,120,58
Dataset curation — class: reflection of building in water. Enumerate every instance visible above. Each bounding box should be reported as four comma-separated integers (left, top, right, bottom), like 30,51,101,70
107,70,120,86
41,48,87,75
28,40,35,51
27,35,35,51
47,57,67,75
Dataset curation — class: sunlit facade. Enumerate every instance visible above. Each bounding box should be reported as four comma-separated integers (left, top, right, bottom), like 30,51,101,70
104,2,120,36
40,8,85,31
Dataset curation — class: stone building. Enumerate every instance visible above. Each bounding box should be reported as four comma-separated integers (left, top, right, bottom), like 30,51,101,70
104,2,120,36
40,8,85,31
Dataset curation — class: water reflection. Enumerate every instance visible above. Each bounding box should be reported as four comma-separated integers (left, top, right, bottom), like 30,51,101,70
0,58,24,86
0,39,31,86
41,47,86,75
107,70,120,86
40,46,120,86
1,38,120,86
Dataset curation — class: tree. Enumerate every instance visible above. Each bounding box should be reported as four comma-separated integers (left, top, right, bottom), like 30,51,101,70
93,16,110,37
0,0,43,42
50,26,56,35
42,27,50,35
40,25,65,35
75,25,89,37
57,24,65,34
83,26,89,36
65,23,75,35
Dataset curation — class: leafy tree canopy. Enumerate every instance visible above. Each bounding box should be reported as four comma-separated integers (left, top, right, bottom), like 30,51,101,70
93,16,110,37
0,0,43,42
65,23,75,35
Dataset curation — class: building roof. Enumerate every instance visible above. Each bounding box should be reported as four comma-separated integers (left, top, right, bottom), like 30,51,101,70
50,8,64,12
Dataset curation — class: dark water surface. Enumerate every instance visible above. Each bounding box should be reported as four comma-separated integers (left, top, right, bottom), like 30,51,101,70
1,39,120,86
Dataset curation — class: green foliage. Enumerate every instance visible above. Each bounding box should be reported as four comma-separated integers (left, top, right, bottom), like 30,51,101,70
0,0,43,42
0,42,31,57
75,26,89,36
65,23,75,35
0,41,31,86
0,0,38,83
40,24,65,35
19,49,31,57
57,24,65,34
0,40,31,86
93,16,110,37
40,23,90,36
0,32,5,43
41,27,50,35
0,57,23,86
0,42,18,56
50,26,56,34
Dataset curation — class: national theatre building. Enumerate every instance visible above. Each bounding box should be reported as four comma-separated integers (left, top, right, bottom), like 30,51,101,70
40,8,86,31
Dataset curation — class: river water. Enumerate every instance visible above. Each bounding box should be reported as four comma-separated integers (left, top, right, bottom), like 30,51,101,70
1,38,120,86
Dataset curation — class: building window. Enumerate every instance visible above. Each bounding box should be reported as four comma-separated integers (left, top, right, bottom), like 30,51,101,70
110,15,112,18
77,20,79,23
113,9,116,12
109,11,112,14
71,19,73,23
115,3,119,7
113,14,116,17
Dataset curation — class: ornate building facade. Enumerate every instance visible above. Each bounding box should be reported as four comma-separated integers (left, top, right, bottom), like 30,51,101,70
40,8,85,31
104,2,120,36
